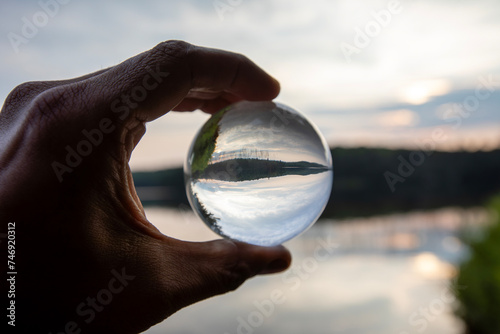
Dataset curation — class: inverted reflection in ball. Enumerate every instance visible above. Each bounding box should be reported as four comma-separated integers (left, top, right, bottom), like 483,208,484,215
184,101,333,246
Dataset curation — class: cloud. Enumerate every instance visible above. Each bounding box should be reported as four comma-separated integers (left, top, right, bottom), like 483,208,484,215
375,109,419,127
1,0,499,170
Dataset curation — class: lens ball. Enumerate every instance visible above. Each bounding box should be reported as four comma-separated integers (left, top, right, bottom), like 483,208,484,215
184,101,333,246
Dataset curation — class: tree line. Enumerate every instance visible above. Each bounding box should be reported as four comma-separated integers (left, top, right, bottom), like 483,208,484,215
133,147,500,218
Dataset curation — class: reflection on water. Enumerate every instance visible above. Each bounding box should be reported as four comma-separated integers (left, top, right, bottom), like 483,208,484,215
184,101,333,246
144,206,491,334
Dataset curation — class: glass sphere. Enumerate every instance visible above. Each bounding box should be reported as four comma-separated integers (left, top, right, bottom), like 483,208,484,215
184,101,333,246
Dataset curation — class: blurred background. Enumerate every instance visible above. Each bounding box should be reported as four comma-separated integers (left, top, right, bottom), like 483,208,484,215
1,0,500,333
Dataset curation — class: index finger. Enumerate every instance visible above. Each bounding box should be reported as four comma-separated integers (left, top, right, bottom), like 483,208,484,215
74,40,280,123
187,44,280,101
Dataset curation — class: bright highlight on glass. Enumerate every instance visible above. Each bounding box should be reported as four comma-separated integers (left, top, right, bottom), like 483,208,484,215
184,101,333,246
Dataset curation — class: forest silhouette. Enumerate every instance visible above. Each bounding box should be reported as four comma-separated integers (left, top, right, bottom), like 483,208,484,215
134,147,500,218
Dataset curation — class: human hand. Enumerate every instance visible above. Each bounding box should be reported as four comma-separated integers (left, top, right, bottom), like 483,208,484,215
0,40,291,333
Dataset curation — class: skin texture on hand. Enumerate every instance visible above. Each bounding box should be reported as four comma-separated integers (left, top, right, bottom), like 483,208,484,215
0,41,291,333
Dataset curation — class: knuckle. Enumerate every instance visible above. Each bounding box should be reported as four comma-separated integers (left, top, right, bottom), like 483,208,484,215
227,51,248,69
218,262,253,293
5,81,47,107
234,52,248,63
2,82,85,136
152,40,192,61
26,84,84,127
32,87,71,116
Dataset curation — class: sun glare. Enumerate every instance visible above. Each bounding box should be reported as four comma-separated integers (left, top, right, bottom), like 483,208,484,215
399,79,452,105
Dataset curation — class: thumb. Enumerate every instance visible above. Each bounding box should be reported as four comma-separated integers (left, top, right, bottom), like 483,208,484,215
161,238,291,310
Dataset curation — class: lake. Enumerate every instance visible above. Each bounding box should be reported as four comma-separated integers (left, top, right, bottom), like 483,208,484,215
143,206,491,334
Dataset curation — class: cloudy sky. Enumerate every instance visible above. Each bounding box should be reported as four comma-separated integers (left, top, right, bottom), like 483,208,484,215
1,0,499,170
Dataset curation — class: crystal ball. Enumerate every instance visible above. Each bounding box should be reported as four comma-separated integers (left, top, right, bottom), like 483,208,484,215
184,101,333,246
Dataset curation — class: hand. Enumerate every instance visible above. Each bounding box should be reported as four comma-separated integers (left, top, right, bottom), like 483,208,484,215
0,40,291,333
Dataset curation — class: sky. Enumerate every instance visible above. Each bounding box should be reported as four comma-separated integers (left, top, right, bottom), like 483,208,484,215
215,101,331,165
1,0,500,170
